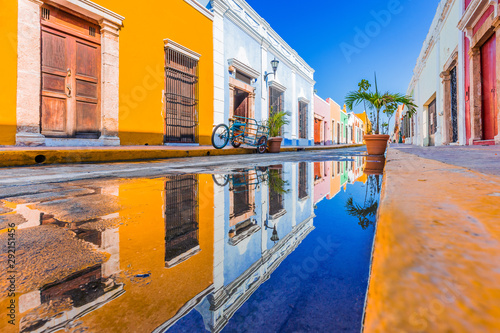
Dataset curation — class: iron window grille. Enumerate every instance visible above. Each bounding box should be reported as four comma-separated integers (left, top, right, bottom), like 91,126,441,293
164,175,199,267
298,162,308,200
269,169,284,216
164,48,199,143
299,101,308,139
269,87,284,136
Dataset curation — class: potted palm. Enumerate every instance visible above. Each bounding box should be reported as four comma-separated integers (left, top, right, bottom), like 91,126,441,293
345,75,416,155
266,108,291,153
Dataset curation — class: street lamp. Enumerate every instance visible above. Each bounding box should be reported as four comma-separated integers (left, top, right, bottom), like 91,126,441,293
264,58,280,81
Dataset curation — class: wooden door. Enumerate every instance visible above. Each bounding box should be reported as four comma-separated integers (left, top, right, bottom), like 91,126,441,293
314,119,321,144
41,5,101,138
480,35,497,140
428,99,437,146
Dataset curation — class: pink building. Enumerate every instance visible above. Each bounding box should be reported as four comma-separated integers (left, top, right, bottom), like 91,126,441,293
314,94,333,145
313,161,332,204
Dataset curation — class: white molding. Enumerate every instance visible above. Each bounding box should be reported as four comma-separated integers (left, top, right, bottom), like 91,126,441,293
164,39,202,61
184,0,214,20
228,58,260,78
268,79,286,92
49,0,124,26
298,97,310,104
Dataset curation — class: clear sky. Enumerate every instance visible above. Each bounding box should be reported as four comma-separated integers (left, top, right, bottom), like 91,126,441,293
247,0,440,119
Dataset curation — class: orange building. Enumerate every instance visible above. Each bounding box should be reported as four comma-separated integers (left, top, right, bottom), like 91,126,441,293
0,0,214,146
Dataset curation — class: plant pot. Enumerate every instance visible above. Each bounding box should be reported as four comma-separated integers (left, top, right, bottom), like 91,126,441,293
364,134,390,155
363,156,386,175
268,137,283,153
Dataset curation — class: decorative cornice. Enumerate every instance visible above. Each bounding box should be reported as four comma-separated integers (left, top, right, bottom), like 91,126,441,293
298,96,310,104
47,0,125,26
184,0,214,21
213,0,314,84
458,0,498,31
228,58,260,78
164,39,202,61
408,0,456,95
268,79,286,93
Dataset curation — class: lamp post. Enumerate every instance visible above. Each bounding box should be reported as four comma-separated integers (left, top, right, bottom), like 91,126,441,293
264,58,280,81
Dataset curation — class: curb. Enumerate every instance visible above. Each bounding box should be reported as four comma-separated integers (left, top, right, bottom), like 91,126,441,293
0,144,365,168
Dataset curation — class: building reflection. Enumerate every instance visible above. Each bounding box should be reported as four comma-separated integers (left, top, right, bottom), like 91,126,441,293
0,159,369,333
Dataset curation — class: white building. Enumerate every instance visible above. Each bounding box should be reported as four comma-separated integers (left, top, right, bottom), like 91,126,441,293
405,0,465,146
211,0,316,146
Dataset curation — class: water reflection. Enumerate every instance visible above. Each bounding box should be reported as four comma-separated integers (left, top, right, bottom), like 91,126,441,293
0,157,379,333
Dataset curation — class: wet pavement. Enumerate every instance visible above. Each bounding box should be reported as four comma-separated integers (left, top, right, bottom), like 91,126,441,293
0,148,382,333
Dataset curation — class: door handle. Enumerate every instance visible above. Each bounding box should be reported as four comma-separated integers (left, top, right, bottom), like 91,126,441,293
66,83,72,98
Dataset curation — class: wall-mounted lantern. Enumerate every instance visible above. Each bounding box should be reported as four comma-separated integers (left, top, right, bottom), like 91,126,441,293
264,58,280,81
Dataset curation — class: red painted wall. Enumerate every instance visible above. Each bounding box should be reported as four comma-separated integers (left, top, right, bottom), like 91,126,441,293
480,35,497,140
465,0,472,9
464,34,471,144
473,5,494,36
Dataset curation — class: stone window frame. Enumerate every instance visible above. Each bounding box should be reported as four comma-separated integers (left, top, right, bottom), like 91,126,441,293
227,59,259,120
16,0,124,146
440,48,459,144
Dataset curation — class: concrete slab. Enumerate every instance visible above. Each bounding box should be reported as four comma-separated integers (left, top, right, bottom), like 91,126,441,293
364,148,500,332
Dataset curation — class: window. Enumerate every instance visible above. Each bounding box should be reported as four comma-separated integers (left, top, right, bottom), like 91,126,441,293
298,162,308,199
165,47,199,143
299,101,308,139
269,87,284,136
164,175,199,267
269,169,285,217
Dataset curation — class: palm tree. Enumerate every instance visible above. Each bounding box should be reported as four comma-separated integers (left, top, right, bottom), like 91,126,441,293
346,74,416,134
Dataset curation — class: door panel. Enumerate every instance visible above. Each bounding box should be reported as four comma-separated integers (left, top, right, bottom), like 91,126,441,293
42,97,67,133
75,41,100,136
480,35,497,140
76,102,100,134
41,30,67,71
42,73,66,94
41,29,71,136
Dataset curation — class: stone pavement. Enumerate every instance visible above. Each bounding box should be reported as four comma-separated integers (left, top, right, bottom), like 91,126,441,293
364,147,500,332
389,143,500,176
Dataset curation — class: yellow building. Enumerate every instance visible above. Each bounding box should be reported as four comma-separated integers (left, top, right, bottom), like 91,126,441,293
0,0,213,146
355,111,372,136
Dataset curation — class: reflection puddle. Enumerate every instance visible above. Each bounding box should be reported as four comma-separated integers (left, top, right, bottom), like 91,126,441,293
0,156,383,333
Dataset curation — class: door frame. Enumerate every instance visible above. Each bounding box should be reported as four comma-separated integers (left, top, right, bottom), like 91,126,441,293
16,0,124,146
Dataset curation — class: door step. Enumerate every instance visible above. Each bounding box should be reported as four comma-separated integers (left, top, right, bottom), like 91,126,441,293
472,140,496,146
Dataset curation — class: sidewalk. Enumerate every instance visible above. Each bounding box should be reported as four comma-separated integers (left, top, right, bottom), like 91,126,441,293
0,144,364,168
364,146,500,332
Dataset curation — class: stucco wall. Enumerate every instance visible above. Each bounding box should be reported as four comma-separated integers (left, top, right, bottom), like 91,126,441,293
96,0,214,145
0,0,18,145
314,94,332,144
407,0,461,147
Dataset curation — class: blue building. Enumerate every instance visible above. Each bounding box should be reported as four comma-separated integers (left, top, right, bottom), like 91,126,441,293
211,0,316,146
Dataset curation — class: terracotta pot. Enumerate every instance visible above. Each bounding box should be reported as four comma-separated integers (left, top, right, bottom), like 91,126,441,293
268,137,283,153
364,134,390,155
364,155,386,175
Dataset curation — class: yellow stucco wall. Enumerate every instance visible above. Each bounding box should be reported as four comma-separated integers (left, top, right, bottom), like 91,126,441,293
1,0,213,146
80,175,214,332
0,0,18,145
97,0,214,145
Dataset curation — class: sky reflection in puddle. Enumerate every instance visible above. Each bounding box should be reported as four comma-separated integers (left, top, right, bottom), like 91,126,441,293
0,156,383,333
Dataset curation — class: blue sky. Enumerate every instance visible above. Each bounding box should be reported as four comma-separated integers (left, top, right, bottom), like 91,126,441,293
247,0,440,116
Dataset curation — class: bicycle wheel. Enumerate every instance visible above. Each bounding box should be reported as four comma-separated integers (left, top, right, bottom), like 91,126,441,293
212,124,230,149
231,138,242,148
256,136,267,154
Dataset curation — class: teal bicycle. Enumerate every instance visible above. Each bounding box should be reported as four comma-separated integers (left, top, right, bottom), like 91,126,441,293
211,116,269,154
